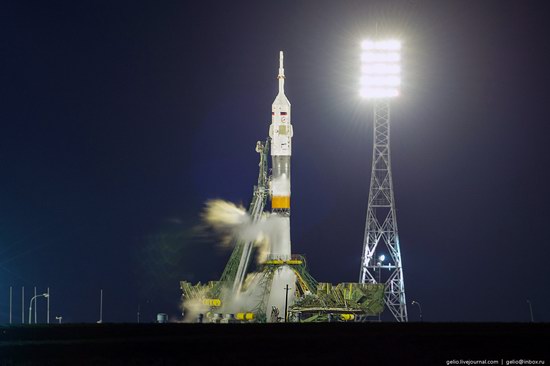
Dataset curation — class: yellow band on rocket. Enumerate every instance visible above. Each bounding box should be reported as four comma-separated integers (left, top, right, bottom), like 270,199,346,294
272,196,290,209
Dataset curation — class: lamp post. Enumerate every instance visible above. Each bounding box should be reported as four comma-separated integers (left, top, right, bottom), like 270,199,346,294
97,289,103,324
526,300,534,322
28,293,49,324
376,254,386,283
411,300,423,322
283,284,291,323
9,286,12,324
376,255,385,321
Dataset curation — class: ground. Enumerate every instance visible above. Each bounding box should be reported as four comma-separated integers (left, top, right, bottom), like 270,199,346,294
0,323,548,365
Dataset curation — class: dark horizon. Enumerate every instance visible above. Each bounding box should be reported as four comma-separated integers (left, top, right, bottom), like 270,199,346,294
1,0,549,323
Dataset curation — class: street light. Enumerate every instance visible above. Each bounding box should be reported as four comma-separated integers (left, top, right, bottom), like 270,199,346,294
526,300,534,322
376,255,386,321
28,293,49,324
97,289,103,324
411,300,423,322
360,39,401,99
376,254,386,282
284,284,291,323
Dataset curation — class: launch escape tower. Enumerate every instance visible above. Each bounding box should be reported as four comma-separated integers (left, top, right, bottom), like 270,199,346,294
358,40,408,322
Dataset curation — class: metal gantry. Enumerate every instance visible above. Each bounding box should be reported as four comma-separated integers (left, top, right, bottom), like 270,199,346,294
216,139,270,296
359,100,408,322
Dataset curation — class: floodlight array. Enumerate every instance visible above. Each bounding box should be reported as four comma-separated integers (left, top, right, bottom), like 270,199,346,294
360,39,401,99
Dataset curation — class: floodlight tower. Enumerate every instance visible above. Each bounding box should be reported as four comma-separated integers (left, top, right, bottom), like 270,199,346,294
358,39,408,322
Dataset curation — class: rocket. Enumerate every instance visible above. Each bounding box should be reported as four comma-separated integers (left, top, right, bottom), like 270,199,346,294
265,52,296,322
269,51,293,260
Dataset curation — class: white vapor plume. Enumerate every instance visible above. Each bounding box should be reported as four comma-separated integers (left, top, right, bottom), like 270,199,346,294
202,200,249,234
202,199,285,258
187,199,295,321
181,287,210,322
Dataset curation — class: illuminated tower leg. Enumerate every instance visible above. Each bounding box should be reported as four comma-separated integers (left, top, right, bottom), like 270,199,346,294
359,100,408,322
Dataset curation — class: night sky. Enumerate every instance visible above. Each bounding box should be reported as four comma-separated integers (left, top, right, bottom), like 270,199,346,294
1,0,549,323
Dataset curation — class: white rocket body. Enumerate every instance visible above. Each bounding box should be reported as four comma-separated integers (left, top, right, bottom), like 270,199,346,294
269,51,292,157
268,51,293,260
266,51,296,322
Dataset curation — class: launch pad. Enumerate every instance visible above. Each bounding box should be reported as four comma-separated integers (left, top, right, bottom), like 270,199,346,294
181,262,384,323
180,52,384,322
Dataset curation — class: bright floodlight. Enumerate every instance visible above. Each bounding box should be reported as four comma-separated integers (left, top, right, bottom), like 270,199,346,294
379,254,386,262
360,39,401,99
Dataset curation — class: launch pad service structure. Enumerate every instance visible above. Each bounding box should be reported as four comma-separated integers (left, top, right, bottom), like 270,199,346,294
181,52,385,323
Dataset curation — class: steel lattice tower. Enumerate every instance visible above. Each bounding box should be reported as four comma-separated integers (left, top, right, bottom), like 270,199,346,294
359,99,408,322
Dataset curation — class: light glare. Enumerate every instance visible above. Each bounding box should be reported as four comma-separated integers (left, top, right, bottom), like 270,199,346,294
360,88,399,98
360,39,402,99
361,52,400,63
360,75,401,87
361,39,401,50
361,64,401,75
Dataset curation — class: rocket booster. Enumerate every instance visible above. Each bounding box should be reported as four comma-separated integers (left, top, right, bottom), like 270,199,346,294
269,51,293,259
